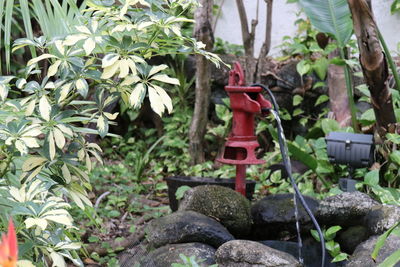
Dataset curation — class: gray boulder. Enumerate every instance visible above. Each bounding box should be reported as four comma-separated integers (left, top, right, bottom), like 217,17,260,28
179,185,252,237
146,210,234,248
118,242,148,267
365,205,400,235
251,194,319,239
317,192,378,226
140,242,216,267
346,235,400,267
260,240,337,267
337,226,369,254
215,240,301,267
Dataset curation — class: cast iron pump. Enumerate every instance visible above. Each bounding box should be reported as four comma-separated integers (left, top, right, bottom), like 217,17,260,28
217,62,272,196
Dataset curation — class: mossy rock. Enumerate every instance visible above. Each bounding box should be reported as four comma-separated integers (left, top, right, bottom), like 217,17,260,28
346,235,400,267
140,243,216,267
251,194,319,240
179,185,252,237
146,210,234,249
365,205,400,235
317,192,378,227
337,225,369,254
216,240,301,267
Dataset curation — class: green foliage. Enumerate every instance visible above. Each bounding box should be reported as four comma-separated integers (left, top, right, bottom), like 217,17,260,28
298,0,353,47
311,226,349,262
279,15,339,85
391,0,400,14
297,0,359,130
172,254,218,267
360,132,400,205
0,0,88,72
214,37,244,56
372,222,400,267
175,185,191,200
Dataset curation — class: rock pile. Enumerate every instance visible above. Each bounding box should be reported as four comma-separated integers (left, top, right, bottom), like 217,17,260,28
118,185,400,267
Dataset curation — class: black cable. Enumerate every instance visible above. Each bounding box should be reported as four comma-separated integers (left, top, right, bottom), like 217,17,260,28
251,83,326,267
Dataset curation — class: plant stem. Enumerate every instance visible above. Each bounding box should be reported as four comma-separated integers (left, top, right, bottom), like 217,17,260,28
317,173,332,189
0,154,13,180
340,48,359,132
61,93,80,108
378,28,400,92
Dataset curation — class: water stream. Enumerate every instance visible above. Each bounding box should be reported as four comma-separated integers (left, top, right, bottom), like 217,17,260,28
270,110,304,265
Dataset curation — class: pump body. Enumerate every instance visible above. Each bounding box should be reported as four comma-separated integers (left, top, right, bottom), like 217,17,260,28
217,62,272,195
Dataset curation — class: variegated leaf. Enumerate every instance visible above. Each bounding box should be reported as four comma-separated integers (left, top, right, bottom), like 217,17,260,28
15,140,28,155
56,124,73,137
21,137,40,148
129,83,146,108
148,85,165,116
47,60,62,77
54,40,65,55
97,115,108,138
152,84,173,113
48,131,56,160
63,34,87,46
75,78,89,98
25,218,48,231
102,53,120,68
39,96,51,121
150,74,180,85
101,61,120,79
25,99,36,116
0,84,9,101
61,164,72,183
83,38,96,55
50,251,66,267
27,54,57,66
16,78,27,89
148,64,168,77
53,128,66,149
22,157,47,172
104,112,119,120
121,75,140,86
75,25,91,35
118,58,130,78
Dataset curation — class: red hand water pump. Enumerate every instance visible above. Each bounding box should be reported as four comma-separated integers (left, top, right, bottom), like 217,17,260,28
217,62,272,196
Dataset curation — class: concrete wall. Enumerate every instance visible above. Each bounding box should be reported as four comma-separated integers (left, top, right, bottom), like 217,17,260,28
214,0,400,57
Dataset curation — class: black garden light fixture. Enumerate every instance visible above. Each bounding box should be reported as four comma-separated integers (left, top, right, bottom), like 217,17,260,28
326,132,375,192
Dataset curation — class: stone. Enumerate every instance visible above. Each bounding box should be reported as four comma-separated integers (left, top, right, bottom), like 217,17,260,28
251,194,319,239
346,235,400,267
317,192,378,226
179,185,252,237
260,240,337,267
118,242,149,267
365,205,400,235
267,160,309,179
146,210,234,248
337,226,369,254
215,240,301,267
139,243,216,267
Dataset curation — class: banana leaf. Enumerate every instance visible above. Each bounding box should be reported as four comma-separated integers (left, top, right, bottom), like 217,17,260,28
298,0,353,47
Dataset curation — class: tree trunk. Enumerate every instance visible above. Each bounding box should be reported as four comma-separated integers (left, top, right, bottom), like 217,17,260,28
235,0,258,83
236,0,273,83
328,48,352,127
258,0,273,59
189,0,214,164
348,0,396,136
236,0,255,58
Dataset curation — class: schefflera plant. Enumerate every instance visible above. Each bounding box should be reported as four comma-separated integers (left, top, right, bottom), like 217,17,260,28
0,0,222,265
